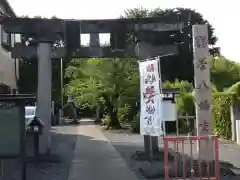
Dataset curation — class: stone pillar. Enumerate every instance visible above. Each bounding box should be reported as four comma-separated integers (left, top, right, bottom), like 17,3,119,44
90,33,102,57
231,101,240,144
90,33,100,47
36,42,52,154
230,103,237,142
193,25,213,160
236,114,240,145
193,25,212,135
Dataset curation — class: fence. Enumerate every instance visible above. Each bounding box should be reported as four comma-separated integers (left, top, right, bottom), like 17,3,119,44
164,136,220,180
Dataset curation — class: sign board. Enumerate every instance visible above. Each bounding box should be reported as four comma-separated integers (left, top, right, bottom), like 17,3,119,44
161,101,177,121
139,57,164,136
0,101,21,157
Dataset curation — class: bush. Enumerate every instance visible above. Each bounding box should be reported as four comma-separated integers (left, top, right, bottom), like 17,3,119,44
126,86,235,139
175,91,234,139
101,115,111,126
117,104,132,123
175,92,195,133
176,92,195,116
212,92,234,139
164,79,193,92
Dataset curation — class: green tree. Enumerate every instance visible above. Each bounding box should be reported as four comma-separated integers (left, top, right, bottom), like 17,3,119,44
163,79,193,92
65,58,139,128
122,7,219,82
18,16,64,102
211,56,240,91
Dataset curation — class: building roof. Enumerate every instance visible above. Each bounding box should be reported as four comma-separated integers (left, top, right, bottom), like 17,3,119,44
0,0,16,17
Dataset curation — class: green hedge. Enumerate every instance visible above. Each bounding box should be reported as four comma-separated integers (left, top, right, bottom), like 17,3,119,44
212,92,234,139
175,92,195,133
176,92,234,139
130,92,235,139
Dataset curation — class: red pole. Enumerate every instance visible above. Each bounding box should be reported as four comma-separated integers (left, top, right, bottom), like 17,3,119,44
164,137,169,180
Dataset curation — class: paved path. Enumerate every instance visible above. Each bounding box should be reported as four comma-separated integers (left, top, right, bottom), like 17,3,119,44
68,119,138,180
1,125,77,180
102,129,240,179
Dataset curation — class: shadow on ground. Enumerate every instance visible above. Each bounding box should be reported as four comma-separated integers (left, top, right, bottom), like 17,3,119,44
60,118,94,126
101,128,240,180
0,125,78,180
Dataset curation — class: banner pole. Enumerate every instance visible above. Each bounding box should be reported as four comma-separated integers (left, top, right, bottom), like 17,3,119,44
157,56,166,136
149,135,153,162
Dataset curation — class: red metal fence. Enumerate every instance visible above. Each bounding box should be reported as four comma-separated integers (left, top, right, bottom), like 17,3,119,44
164,136,220,180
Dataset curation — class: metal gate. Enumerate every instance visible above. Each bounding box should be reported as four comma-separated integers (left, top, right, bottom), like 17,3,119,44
164,136,220,180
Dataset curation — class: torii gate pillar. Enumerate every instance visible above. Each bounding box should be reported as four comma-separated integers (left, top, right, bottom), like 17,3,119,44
36,42,52,154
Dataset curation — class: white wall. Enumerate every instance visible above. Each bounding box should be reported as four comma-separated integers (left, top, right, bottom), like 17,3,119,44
0,24,17,89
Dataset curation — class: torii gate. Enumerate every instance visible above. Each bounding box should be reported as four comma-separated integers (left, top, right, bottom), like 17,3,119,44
0,16,183,155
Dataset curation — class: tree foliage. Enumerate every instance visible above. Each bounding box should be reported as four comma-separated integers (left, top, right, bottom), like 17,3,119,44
65,58,139,128
63,7,223,129
212,92,234,139
122,7,219,82
211,56,240,91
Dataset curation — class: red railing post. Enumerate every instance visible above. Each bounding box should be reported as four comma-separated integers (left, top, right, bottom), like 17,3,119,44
164,137,169,180
164,135,220,180
214,137,220,180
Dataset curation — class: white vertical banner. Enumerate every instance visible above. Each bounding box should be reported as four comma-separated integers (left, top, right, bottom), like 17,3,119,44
193,24,212,135
139,58,164,136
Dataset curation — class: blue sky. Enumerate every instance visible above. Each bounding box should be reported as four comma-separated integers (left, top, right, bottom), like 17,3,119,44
9,0,239,62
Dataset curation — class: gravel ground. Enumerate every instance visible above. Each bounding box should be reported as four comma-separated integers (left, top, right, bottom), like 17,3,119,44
0,125,77,180
101,127,240,180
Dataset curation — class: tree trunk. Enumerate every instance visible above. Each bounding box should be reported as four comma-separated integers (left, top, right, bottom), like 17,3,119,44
108,107,121,129
95,104,101,123
102,94,121,129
